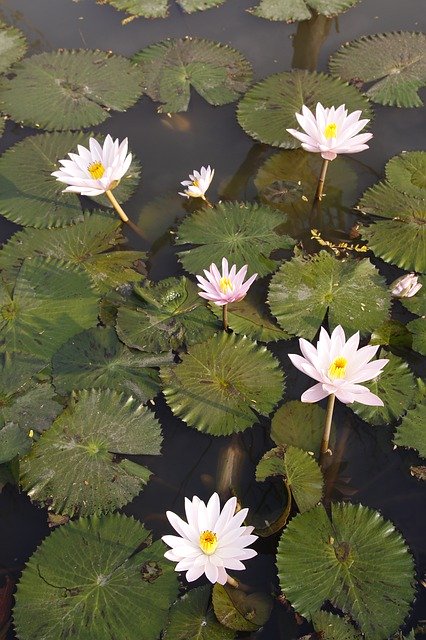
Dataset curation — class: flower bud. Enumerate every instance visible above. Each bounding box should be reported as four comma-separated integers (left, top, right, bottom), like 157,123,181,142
390,274,422,298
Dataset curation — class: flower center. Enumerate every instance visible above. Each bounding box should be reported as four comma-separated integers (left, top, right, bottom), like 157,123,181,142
88,161,105,180
328,356,348,379
199,530,218,555
324,123,337,139
219,276,233,294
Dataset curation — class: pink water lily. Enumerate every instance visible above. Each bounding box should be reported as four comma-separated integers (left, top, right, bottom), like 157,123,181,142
289,325,388,406
162,493,257,585
287,103,373,161
196,257,257,306
390,273,422,298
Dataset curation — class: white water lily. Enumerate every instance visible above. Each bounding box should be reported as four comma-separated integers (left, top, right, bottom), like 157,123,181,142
162,493,257,585
51,135,132,197
179,165,214,199
287,103,373,161
390,273,422,298
289,325,388,406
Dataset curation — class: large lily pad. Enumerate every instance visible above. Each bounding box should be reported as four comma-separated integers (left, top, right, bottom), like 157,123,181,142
312,611,362,640
176,202,295,277
20,389,162,516
161,332,284,436
271,401,330,459
116,277,220,353
248,0,359,22
386,151,426,199
0,213,145,291
0,22,27,74
13,513,178,640
329,32,426,108
237,69,372,148
277,503,415,639
0,49,143,130
268,251,390,339
52,326,169,401
0,257,100,359
104,0,225,19
133,38,252,113
394,399,426,458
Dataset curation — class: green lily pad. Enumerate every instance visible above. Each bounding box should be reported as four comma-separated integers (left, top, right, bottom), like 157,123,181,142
20,388,162,516
0,22,27,74
268,251,390,340
312,611,362,640
271,401,330,458
386,151,426,199
352,353,416,426
212,584,273,632
52,326,170,400
256,445,323,512
370,320,412,350
237,69,372,148
329,32,426,108
164,585,235,640
277,503,415,640
400,275,426,316
394,399,426,458
0,257,100,359
408,317,426,356
176,202,295,277
161,332,284,436
133,38,252,113
116,277,220,353
0,49,143,130
104,0,225,19
13,513,178,640
248,0,359,22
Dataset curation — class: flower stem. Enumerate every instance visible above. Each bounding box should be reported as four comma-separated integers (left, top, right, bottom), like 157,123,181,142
105,189,129,223
202,197,214,208
320,393,335,465
314,159,329,202
226,576,239,589
222,304,229,331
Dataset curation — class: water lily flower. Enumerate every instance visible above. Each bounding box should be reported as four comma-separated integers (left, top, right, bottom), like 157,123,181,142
179,165,214,200
390,273,422,298
162,493,257,585
289,325,388,406
51,135,132,197
196,257,257,306
287,103,373,161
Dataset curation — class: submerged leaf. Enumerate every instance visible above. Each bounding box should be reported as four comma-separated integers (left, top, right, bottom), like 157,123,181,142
394,399,426,458
271,401,331,459
13,514,178,640
20,389,162,516
133,38,252,112
277,503,415,639
248,0,359,22
212,583,273,631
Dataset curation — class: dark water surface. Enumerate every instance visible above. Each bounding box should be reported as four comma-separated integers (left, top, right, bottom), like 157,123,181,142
0,0,425,637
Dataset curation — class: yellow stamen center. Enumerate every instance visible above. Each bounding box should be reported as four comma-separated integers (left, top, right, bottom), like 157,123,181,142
324,123,337,139
219,276,233,294
88,161,105,180
192,179,199,187
328,356,348,379
199,530,218,555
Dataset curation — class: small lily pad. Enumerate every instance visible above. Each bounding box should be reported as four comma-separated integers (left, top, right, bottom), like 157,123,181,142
133,38,252,113
104,0,225,19
176,202,295,277
237,69,372,148
13,514,179,640
271,401,330,458
20,389,163,516
0,49,143,130
0,22,27,74
248,0,359,22
329,32,426,108
212,583,273,632
268,251,391,339
161,332,284,436
394,399,426,458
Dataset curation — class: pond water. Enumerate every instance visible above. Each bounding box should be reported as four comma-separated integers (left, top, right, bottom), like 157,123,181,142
0,0,425,638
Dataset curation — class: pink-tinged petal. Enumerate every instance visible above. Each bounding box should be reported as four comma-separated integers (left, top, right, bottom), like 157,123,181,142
301,143,321,153
301,383,330,403
347,359,389,383
210,262,221,282
288,354,323,382
321,150,337,161
221,257,229,279
287,128,313,144
185,564,206,582
351,390,384,406
299,338,319,366
216,567,228,584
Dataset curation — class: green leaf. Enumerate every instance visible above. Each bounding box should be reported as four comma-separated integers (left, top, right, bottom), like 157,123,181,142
329,32,426,108
176,202,295,277
277,502,416,640
370,320,412,350
164,585,235,640
52,326,170,401
104,0,225,19
0,257,100,359
0,22,27,74
248,0,359,22
133,38,252,113
256,445,323,512
0,423,31,465
394,399,426,458
352,353,417,426
161,332,284,435
400,275,426,317
237,69,372,148
20,389,162,516
212,583,273,631
116,277,220,353
13,513,179,640
386,151,426,199
0,49,143,130
271,401,329,458
408,317,426,356
268,251,390,339
178,0,225,12
312,611,362,640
